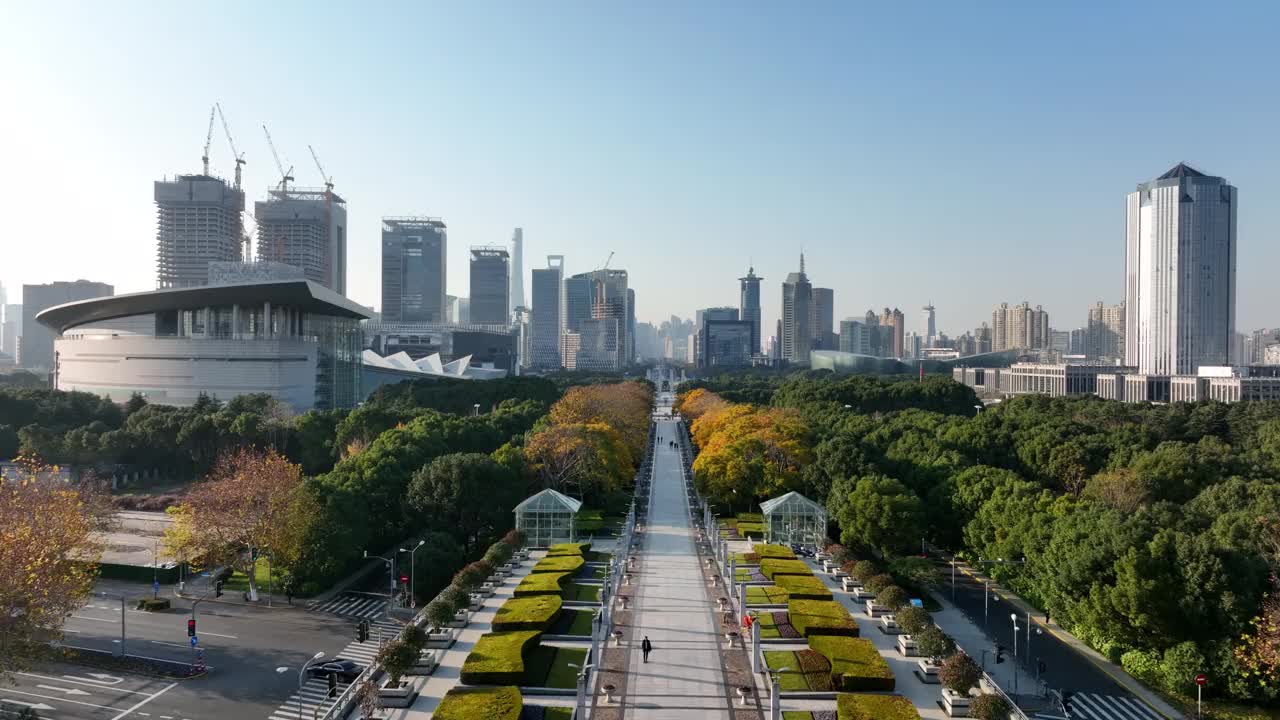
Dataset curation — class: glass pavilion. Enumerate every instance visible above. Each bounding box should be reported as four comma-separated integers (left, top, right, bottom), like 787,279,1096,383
514,488,583,547
760,491,828,546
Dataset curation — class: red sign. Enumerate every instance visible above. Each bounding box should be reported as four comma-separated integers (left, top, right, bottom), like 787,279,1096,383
1195,674,1207,686
742,615,754,629
400,575,409,584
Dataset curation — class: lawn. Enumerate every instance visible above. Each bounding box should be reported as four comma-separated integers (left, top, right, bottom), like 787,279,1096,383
577,565,608,580
433,687,521,720
549,608,596,636
221,558,276,594
774,574,834,600
735,567,767,583
836,694,921,720
755,610,800,639
585,551,613,563
763,649,834,691
520,644,587,689
810,636,895,692
522,706,574,720
746,585,790,605
561,583,601,602
789,599,858,638
731,552,760,565
575,509,619,533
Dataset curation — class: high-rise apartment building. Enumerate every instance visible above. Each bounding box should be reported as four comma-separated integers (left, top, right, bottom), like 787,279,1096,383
839,319,872,355
21,280,114,371
256,187,348,294
530,256,564,369
879,307,905,358
509,228,525,316
992,302,1050,351
1125,163,1236,375
781,255,812,364
469,247,511,325
922,303,937,347
1,304,19,362
811,287,835,350
155,175,246,288
738,267,762,355
381,217,447,323
1085,301,1125,359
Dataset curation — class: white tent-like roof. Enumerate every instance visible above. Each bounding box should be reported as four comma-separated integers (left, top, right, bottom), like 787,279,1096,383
513,488,583,515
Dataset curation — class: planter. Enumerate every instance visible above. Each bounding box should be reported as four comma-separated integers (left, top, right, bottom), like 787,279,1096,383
425,629,456,648
406,650,439,676
602,684,617,704
378,678,419,708
865,600,889,618
499,563,516,574
736,686,751,706
941,688,971,717
915,658,941,684
468,595,484,611
851,587,874,601
448,610,469,628
880,614,900,634
475,584,495,597
617,595,631,610
831,568,848,579
725,631,740,647
487,574,505,585
896,634,918,657
611,630,623,646
841,577,861,592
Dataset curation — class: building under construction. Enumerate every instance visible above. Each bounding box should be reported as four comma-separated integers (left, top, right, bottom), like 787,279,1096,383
254,187,347,295
154,175,245,288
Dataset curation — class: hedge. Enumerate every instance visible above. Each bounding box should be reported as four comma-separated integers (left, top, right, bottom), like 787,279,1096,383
735,522,765,539
531,555,585,575
737,512,764,522
809,636,895,692
514,572,571,597
731,552,760,565
754,544,797,560
760,559,815,579
746,585,791,605
788,599,858,638
433,686,522,720
546,542,591,557
460,631,540,685
836,693,920,720
774,574,833,600
492,596,563,631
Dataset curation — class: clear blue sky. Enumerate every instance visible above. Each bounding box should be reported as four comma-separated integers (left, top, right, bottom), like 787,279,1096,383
3,1,1277,338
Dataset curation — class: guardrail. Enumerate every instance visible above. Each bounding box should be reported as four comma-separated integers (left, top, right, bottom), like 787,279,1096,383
981,671,1032,720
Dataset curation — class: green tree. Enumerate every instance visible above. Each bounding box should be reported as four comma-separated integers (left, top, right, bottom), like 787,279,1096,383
408,453,522,554
832,474,923,556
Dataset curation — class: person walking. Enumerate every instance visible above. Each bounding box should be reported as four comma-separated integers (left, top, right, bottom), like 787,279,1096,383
642,636,653,663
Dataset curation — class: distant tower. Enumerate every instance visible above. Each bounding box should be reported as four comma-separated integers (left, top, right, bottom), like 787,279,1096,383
381,217,447,323
509,228,525,317
469,247,511,325
781,254,812,363
738,267,762,354
530,256,564,369
922,303,936,348
155,174,245,288
256,186,347,294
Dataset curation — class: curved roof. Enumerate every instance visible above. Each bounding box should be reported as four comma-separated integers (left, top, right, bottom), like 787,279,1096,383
36,280,372,333
513,488,582,514
759,491,826,516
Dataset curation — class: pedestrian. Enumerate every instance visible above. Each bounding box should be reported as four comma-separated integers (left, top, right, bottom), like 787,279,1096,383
642,635,653,663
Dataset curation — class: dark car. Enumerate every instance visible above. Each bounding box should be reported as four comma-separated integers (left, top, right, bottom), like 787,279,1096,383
307,658,363,682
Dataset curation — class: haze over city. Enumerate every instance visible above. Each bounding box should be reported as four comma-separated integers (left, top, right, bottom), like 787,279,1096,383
4,1,1279,337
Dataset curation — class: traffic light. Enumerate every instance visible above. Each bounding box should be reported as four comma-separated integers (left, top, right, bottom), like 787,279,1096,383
215,580,223,598
326,672,337,698
995,645,1006,664
187,618,196,637
355,619,369,643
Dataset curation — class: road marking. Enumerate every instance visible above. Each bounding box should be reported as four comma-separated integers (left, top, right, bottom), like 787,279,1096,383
37,684,90,695
110,681,175,720
198,630,238,639
0,699,55,711
0,686,120,710
70,614,116,623
81,672,126,685
15,672,145,694
150,640,189,649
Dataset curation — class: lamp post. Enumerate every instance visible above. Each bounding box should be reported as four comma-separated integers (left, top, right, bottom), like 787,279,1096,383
298,651,326,719
399,540,425,608
770,667,791,720
569,662,594,720
364,550,396,601
1010,613,1020,698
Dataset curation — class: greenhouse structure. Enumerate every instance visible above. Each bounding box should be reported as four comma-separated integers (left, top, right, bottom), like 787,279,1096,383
514,488,582,547
760,491,827,546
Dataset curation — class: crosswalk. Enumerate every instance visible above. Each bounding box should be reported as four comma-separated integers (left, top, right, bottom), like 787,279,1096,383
266,619,402,720
309,592,389,619
1055,692,1165,720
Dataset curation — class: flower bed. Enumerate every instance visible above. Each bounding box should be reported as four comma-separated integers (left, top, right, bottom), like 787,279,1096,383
809,636,895,692
788,599,858,638
734,567,768,583
514,572,571,597
835,693,921,720
492,596,562,632
774,574,833,600
531,555,586,574
757,610,801,639
760,559,815,579
781,712,837,720
764,649,833,691
546,542,591,557
460,631,541,685
746,585,790,605
433,686,522,720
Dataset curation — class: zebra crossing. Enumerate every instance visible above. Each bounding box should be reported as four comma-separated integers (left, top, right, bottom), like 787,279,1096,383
309,591,389,619
266,619,402,720
1051,692,1165,720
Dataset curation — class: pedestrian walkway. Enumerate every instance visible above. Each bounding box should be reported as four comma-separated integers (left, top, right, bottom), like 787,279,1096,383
310,592,390,620
624,415,742,719
269,619,400,720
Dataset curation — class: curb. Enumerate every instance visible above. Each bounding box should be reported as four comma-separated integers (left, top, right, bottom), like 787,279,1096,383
172,588,303,610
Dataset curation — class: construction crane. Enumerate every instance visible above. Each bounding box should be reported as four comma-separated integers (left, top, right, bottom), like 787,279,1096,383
215,103,246,190
308,144,334,191
262,124,294,192
201,106,215,176
597,251,614,272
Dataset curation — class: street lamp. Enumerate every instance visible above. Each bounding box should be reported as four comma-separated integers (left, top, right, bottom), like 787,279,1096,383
568,662,595,720
399,540,425,608
769,666,792,720
1010,613,1021,697
299,651,326,719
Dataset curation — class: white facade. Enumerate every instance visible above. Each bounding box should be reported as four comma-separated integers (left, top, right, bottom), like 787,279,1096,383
1125,164,1236,375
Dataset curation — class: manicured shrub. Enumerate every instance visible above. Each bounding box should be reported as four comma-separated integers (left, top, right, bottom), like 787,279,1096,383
895,606,931,636
492,596,563,632
915,626,956,660
460,631,540,685
746,585,791,605
969,694,1011,720
754,543,797,560
850,560,881,582
453,560,493,590
760,558,815,579
835,693,921,720
426,598,455,630
808,636,895,692
862,573,894,595
939,652,981,693
531,555,585,574
514,571,571,597
433,686,522,720
774,574,833,601
546,542,591,557
876,585,908,611
501,529,526,549
788,599,858,638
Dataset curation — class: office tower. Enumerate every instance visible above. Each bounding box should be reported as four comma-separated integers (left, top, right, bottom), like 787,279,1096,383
21,280,114,370
1085,301,1125,359
1050,329,1071,354
696,307,739,366
701,320,755,368
781,255,813,363
879,307,905,358
469,247,511,325
839,319,872,354
0,283,6,354
811,287,835,350
975,323,992,354
1126,164,1236,375
256,186,348,294
739,267,762,355
903,332,923,360
922,303,937,347
773,319,783,360
564,274,593,333
635,322,660,360
1,304,19,361
530,256,565,369
154,175,246,288
569,269,630,370
381,217,447,323
446,295,459,323
1070,328,1088,356
509,228,525,315
457,298,471,325
627,288,636,364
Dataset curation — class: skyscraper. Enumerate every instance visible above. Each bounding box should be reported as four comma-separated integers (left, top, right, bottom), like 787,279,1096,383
922,303,937,347
695,307,739,366
991,301,1049,350
509,228,525,315
469,247,511,325
1125,163,1236,375
564,274,593,333
381,217,447,323
781,255,812,364
575,269,630,371
738,267,762,355
155,175,246,288
811,287,835,350
1,304,20,362
1085,301,1125,360
879,307,905,358
256,186,348,294
21,280,114,371
530,256,564,369
839,319,872,355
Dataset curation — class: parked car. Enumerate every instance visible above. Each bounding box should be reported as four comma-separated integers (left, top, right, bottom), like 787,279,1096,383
307,658,363,682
